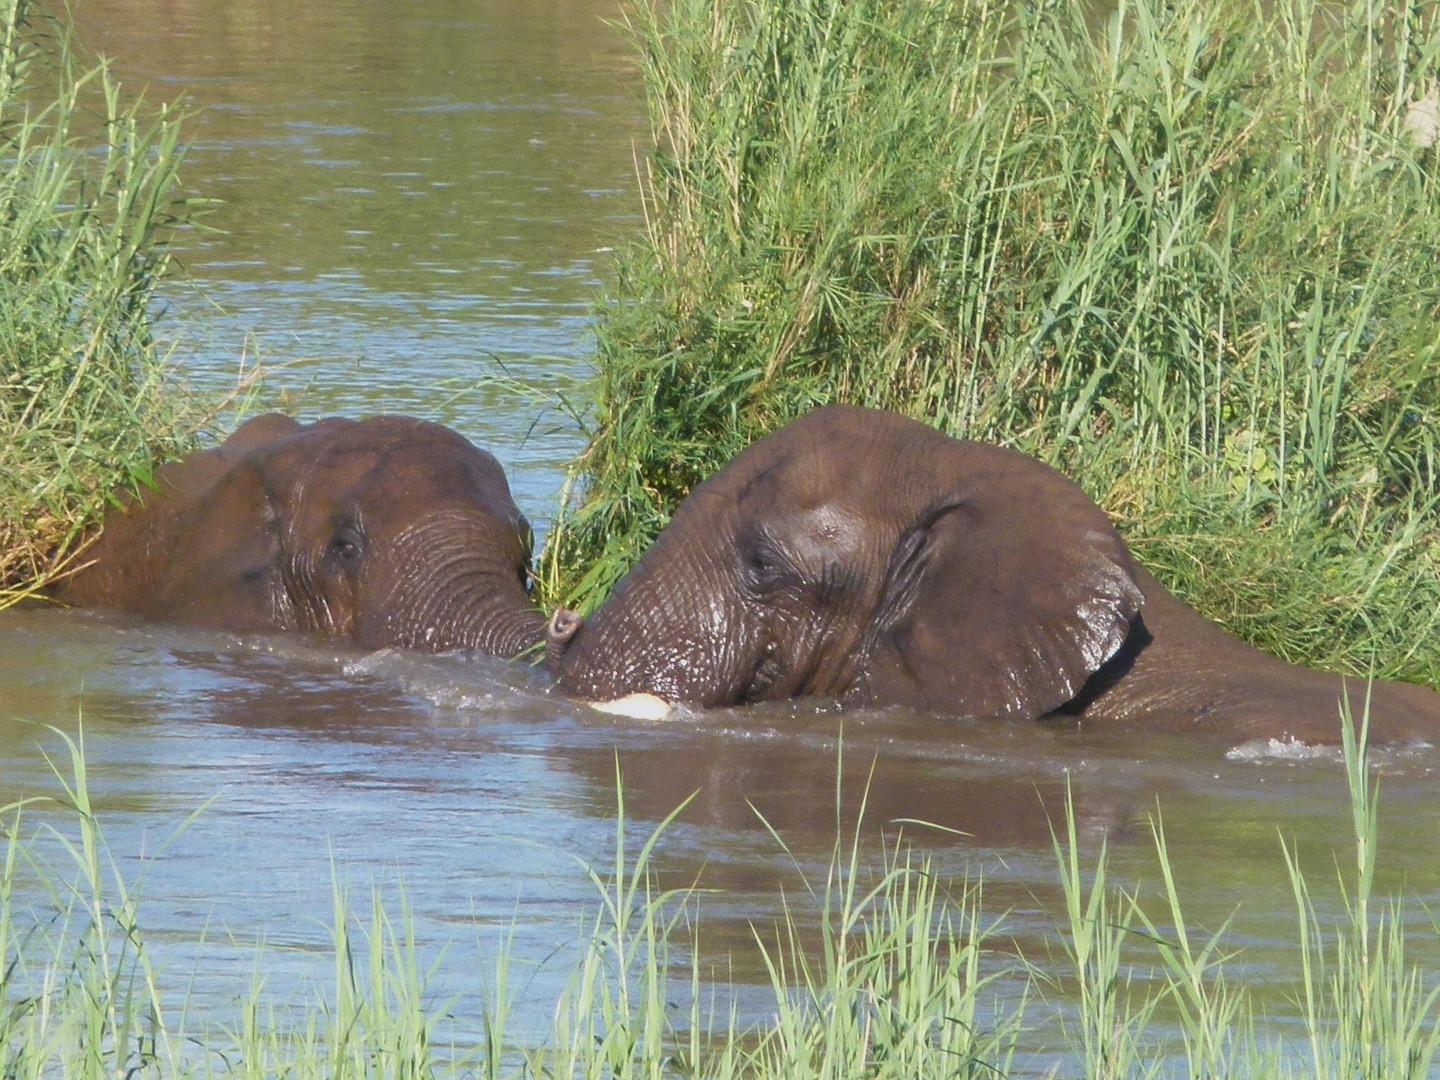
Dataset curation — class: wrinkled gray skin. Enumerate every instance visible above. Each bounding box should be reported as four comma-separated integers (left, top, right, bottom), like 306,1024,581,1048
549,405,1440,743
58,414,546,657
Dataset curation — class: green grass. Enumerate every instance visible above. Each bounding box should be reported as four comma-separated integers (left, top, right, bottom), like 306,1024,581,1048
539,0,1440,690
0,0,208,604
4,707,1440,1079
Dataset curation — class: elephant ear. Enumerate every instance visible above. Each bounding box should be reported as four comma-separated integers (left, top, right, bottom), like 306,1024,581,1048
146,458,289,632
56,421,304,613
144,413,306,509
857,441,1144,721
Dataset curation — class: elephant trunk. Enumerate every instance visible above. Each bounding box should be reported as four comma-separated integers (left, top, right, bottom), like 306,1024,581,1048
356,513,546,658
546,550,751,705
546,603,632,700
547,608,584,669
462,601,548,658
359,571,545,656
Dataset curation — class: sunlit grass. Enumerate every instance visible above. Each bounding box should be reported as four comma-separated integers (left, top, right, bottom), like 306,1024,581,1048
4,703,1440,1078
540,0,1440,692
0,0,209,604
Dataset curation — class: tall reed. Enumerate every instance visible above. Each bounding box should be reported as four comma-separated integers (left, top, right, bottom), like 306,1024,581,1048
0,0,203,604
1044,696,1440,1078
543,0,1440,687
0,727,180,1080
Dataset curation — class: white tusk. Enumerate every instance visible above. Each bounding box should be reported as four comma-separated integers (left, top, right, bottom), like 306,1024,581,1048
587,693,675,721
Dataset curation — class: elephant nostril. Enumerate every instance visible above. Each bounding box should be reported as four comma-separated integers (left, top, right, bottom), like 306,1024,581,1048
547,608,583,644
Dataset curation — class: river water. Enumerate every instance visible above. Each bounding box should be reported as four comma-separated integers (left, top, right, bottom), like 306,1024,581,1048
3,1,1440,1073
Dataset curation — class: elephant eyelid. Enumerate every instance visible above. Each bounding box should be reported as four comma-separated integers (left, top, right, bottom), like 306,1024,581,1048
329,525,365,561
739,536,788,592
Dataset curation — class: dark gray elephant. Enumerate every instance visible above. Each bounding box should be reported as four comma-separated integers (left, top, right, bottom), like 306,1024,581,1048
548,405,1440,742
57,414,546,657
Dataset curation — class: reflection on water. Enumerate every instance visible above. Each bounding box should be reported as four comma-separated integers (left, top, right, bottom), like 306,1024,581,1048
3,0,1440,1071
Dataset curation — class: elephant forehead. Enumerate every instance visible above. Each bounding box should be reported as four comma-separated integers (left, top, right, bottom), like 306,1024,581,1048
732,433,934,510
396,501,530,546
768,504,870,555
265,439,383,493
273,435,504,499
266,418,498,478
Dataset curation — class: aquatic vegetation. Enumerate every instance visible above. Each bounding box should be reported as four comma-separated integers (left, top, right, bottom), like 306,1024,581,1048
4,709,1440,1078
0,0,206,604
542,0,1440,690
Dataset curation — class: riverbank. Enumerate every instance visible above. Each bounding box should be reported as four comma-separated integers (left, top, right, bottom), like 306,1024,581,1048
542,0,1440,688
0,0,206,605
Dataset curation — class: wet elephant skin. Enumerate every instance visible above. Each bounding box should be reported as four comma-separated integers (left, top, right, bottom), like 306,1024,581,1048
57,414,546,657
548,405,1440,744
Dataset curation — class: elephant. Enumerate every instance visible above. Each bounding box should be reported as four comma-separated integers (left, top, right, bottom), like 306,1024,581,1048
547,404,1440,743
56,413,547,657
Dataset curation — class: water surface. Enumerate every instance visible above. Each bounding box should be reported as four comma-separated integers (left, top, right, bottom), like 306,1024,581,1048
4,1,1440,1072
79,0,650,524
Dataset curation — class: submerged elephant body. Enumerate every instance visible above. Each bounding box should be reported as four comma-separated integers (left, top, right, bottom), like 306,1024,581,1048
1058,562,1440,739
549,405,1440,742
58,414,546,657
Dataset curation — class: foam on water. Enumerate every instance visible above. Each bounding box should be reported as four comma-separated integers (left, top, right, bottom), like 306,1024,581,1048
1226,736,1344,764
340,646,553,715
1227,733,1436,771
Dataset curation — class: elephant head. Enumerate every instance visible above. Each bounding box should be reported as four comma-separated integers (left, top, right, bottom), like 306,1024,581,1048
58,414,547,657
548,405,1144,719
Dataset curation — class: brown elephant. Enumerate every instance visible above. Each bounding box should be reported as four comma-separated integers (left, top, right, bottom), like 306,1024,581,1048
548,405,1440,742
57,414,546,657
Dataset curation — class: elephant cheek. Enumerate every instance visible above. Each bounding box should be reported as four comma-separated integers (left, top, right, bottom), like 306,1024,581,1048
741,611,855,703
282,553,354,638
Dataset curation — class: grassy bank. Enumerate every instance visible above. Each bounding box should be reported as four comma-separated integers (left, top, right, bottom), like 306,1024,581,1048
4,713,1439,1078
542,0,1440,686
0,0,203,604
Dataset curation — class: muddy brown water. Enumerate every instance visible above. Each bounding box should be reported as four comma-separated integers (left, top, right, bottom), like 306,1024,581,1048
3,1,1440,1072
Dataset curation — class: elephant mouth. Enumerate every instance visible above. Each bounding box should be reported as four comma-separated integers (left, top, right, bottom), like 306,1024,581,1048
742,642,785,703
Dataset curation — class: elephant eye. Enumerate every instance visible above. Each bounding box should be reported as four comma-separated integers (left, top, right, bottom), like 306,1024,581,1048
329,527,364,563
740,539,787,593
